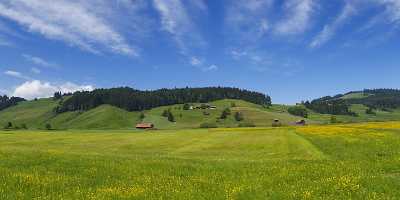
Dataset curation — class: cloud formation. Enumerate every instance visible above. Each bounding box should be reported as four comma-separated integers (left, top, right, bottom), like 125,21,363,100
12,80,94,99
0,0,136,56
4,70,31,80
275,0,316,35
310,2,356,48
23,54,59,68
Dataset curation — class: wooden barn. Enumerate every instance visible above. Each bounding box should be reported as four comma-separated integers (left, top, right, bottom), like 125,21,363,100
136,123,154,129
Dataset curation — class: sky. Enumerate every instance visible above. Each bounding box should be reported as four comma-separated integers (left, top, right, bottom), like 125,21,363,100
0,0,400,104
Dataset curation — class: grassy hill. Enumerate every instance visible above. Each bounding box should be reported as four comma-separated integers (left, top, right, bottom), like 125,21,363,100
0,98,306,130
1,95,400,130
1,122,399,199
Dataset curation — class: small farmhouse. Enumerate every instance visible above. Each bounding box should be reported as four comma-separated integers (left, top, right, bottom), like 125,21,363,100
136,123,154,129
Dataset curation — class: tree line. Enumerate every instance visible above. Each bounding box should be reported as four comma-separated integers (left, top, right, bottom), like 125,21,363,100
0,95,25,111
346,89,400,109
55,87,271,113
303,96,356,116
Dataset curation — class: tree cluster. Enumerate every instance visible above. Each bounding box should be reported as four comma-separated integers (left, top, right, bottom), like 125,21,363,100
56,87,271,113
0,95,25,111
304,97,356,116
347,89,400,109
287,106,308,118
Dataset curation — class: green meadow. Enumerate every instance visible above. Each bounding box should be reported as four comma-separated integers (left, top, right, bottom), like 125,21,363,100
1,122,399,199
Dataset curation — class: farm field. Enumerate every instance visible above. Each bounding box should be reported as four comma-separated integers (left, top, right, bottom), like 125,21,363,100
1,122,400,199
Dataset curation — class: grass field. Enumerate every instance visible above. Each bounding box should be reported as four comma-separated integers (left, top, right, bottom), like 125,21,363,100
1,122,400,199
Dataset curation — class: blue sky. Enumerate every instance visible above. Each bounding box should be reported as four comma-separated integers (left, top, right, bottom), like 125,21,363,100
0,0,400,104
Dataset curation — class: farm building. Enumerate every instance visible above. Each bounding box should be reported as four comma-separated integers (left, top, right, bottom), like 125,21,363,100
295,119,306,126
136,123,154,129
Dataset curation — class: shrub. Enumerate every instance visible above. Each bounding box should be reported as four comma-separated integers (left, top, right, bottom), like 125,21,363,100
231,102,236,107
4,122,12,129
234,112,244,121
21,124,28,129
200,122,218,128
167,111,175,122
220,108,231,119
366,107,376,115
272,121,282,127
288,106,308,118
45,123,52,130
330,116,338,124
183,103,191,110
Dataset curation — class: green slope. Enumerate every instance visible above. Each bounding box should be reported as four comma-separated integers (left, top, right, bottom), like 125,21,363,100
0,98,307,130
0,98,59,129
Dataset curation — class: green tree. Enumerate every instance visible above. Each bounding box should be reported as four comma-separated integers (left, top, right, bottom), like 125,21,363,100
183,103,191,110
167,111,175,122
288,106,308,118
234,112,244,121
4,122,12,129
139,112,145,120
21,124,28,129
330,116,338,124
366,107,376,115
45,123,52,130
220,108,231,119
162,109,169,117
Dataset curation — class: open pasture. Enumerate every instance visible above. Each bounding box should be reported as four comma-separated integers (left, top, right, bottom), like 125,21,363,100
0,122,400,199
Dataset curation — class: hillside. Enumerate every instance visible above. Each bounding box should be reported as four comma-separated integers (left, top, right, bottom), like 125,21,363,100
0,98,305,130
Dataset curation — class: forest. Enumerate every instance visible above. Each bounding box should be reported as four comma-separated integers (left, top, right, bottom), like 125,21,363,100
55,87,271,113
0,95,25,111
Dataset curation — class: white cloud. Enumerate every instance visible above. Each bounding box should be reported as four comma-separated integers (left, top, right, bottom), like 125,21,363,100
0,0,137,56
12,80,94,99
152,0,204,54
23,54,58,68
310,2,356,48
225,0,272,42
190,57,202,66
374,0,400,24
31,67,40,74
4,70,31,80
202,64,218,71
275,0,316,35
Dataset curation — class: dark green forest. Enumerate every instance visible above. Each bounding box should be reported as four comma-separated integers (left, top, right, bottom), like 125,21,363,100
346,89,400,109
0,95,25,111
55,87,271,113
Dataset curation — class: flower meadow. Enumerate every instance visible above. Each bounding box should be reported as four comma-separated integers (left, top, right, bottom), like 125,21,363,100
0,122,399,199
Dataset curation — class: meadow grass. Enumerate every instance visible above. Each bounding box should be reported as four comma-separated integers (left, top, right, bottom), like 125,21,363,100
0,122,400,199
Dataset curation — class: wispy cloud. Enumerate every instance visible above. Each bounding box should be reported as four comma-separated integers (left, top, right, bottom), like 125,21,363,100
31,67,40,74
22,54,59,68
275,0,316,35
4,70,31,80
310,2,356,48
190,56,203,66
0,0,137,56
12,80,94,99
225,0,272,43
202,64,218,72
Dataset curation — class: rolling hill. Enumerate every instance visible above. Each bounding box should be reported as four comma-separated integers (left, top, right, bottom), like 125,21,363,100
0,98,306,130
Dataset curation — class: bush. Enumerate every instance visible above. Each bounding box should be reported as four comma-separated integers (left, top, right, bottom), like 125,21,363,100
45,123,52,130
220,108,231,119
231,102,236,107
199,122,218,128
167,111,175,122
366,107,376,115
238,122,256,127
288,106,308,118
21,124,28,129
4,122,12,129
183,103,191,110
234,112,244,121
330,116,338,124
272,121,282,127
